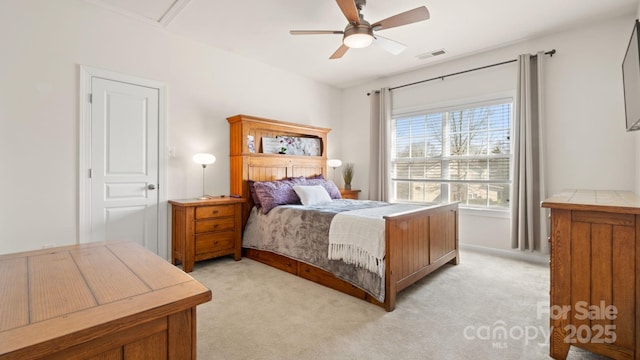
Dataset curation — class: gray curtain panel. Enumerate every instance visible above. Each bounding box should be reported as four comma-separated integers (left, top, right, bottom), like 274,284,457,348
511,52,549,253
369,88,391,202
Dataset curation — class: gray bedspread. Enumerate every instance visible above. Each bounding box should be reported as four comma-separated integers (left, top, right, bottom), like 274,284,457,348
242,199,391,302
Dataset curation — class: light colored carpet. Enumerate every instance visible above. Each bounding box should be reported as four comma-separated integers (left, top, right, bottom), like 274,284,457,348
190,249,611,360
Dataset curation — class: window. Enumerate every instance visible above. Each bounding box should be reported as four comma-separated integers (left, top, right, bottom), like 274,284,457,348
391,99,512,210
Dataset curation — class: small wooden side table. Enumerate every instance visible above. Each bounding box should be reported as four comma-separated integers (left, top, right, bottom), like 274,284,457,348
340,189,361,200
169,196,245,272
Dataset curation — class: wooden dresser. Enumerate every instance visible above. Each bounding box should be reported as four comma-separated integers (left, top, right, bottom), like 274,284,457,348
542,190,640,360
0,240,211,360
170,196,244,273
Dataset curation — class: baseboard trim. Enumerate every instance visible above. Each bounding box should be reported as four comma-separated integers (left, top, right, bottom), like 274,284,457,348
460,243,549,265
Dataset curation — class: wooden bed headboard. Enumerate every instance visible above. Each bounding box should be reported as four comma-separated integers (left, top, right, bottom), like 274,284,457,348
227,114,331,223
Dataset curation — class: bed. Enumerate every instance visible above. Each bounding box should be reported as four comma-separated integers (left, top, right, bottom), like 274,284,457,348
227,114,459,311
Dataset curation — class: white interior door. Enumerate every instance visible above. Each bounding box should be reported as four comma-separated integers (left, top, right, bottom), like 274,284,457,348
89,77,159,253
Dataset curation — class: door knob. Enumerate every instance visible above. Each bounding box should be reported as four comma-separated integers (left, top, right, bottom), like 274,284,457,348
148,184,156,190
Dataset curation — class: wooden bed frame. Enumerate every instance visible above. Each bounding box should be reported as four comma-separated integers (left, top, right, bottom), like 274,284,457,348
227,114,459,311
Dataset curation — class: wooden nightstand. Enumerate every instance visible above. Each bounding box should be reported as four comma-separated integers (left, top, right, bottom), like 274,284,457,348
340,189,361,200
169,197,245,272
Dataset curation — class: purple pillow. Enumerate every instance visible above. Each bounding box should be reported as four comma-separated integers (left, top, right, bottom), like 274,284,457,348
288,176,307,184
247,180,261,208
303,178,341,199
287,174,324,181
253,179,302,214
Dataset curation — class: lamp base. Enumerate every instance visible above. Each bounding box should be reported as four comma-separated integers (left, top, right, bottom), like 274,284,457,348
198,195,213,200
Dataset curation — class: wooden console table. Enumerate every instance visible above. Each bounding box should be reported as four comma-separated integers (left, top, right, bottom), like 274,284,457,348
542,190,640,360
0,240,212,360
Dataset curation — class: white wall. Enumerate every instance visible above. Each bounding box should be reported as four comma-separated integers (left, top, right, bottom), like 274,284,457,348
0,0,342,254
341,14,636,253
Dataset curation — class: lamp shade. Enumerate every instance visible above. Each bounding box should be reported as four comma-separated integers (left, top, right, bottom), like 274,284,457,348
327,159,342,168
192,153,216,165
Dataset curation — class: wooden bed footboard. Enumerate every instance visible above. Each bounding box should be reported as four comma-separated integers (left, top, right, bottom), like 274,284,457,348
384,202,459,311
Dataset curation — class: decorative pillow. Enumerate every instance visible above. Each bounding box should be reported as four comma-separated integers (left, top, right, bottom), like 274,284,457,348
287,175,321,181
303,178,342,199
253,179,302,214
293,185,332,206
247,180,261,208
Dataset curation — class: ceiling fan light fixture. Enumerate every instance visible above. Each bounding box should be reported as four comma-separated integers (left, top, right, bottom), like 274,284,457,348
344,33,373,48
343,24,374,48
289,3,431,59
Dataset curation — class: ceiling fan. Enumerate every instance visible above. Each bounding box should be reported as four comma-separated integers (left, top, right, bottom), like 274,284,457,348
290,0,430,59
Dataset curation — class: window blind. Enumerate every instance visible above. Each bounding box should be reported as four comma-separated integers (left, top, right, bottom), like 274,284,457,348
391,100,512,209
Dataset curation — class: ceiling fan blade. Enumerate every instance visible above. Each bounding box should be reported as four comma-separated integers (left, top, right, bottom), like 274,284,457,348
336,0,360,25
371,6,429,31
330,44,350,59
374,35,407,55
290,30,344,35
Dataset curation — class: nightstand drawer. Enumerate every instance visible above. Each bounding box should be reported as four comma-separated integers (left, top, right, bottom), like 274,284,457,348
195,204,235,219
195,232,235,255
195,217,235,234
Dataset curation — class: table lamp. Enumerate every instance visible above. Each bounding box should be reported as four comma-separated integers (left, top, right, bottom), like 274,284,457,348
327,159,342,184
193,153,216,199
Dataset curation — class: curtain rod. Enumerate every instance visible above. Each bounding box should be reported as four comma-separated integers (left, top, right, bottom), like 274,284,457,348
387,49,556,92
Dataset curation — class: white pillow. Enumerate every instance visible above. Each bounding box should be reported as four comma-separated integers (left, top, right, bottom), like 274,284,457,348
293,185,332,205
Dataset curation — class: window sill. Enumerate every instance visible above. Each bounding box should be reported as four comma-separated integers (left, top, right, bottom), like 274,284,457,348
393,200,511,219
459,207,510,219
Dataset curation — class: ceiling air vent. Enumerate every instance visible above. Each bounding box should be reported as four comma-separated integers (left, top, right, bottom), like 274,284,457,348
416,49,447,60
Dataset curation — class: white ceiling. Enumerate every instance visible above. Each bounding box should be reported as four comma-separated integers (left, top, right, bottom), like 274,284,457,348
90,0,638,88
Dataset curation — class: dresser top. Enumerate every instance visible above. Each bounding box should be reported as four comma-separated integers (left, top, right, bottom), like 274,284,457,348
0,240,211,358
169,196,245,206
541,189,640,213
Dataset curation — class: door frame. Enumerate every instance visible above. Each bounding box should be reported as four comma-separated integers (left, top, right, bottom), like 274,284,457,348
78,65,168,259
